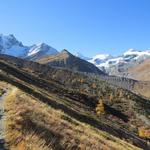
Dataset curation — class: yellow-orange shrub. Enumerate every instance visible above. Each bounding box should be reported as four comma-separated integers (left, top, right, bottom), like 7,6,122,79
95,99,105,116
138,127,150,139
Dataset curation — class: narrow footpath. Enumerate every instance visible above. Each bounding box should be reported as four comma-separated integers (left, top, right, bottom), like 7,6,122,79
0,90,7,150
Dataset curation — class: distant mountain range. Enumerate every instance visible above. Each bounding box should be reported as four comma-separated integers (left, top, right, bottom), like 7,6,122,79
86,49,150,77
0,34,58,60
0,34,105,75
1,34,150,79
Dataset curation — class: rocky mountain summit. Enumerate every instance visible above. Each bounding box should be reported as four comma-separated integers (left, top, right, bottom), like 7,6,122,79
0,34,58,59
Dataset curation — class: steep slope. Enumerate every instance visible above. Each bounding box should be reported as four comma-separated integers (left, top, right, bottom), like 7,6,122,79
38,49,106,75
0,54,149,98
0,54,149,149
3,84,141,150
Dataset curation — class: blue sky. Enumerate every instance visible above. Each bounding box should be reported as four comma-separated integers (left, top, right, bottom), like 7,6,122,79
0,0,150,57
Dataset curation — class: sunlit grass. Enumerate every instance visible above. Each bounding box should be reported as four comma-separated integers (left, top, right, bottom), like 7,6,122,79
3,86,141,150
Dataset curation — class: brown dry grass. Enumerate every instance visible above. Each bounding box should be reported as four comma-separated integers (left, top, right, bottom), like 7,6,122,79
4,88,50,150
128,58,150,81
134,82,150,99
38,51,69,64
3,84,141,150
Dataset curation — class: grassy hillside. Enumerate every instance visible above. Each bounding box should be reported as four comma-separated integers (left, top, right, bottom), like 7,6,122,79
0,54,149,149
128,58,150,81
3,84,141,150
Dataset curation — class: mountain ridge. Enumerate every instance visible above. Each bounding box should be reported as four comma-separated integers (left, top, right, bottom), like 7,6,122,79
0,34,58,60
77,49,150,76
1,33,150,79
37,49,106,75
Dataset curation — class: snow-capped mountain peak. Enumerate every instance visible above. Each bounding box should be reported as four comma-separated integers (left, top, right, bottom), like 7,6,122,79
88,54,112,65
0,34,28,57
123,49,141,56
123,49,150,56
0,34,58,59
27,43,58,57
92,54,112,60
87,49,150,75
1,34,150,76
0,34,23,48
122,49,150,63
